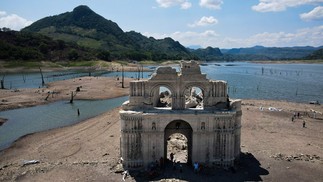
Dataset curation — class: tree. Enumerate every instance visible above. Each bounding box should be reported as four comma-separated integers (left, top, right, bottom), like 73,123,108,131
97,50,110,61
39,43,49,54
2,27,11,32
68,49,79,60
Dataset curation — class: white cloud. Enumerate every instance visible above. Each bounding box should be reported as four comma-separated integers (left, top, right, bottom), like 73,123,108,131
0,11,7,16
188,16,218,27
252,0,323,12
300,6,323,21
156,0,192,9
199,0,223,10
0,11,33,30
143,26,323,48
181,1,192,9
246,26,323,47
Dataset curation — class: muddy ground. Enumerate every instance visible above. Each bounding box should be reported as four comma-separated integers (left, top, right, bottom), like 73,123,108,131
0,77,322,181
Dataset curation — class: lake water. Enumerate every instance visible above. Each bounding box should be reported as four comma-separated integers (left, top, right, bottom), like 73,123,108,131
0,96,128,150
1,63,322,103
200,62,323,103
0,62,322,150
1,70,153,89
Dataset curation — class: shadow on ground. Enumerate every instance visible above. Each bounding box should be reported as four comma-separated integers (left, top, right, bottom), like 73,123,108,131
128,152,269,182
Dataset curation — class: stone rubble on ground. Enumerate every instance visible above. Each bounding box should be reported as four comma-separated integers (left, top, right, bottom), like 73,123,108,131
270,153,321,162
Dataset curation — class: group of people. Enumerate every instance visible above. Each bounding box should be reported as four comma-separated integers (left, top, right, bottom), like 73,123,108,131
291,112,306,128
169,153,201,174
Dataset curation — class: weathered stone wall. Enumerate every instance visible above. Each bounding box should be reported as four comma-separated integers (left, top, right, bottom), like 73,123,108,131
120,61,242,169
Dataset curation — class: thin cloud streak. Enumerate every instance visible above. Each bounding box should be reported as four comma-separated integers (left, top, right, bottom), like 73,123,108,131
156,0,192,9
252,0,323,12
300,6,323,21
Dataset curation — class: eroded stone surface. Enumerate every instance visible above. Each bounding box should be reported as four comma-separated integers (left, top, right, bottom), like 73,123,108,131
120,61,242,169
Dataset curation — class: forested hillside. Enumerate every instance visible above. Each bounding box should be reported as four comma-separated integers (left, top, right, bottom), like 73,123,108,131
0,30,102,61
22,5,196,61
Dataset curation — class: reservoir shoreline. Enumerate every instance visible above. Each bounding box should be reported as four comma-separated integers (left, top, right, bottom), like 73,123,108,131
0,65,323,181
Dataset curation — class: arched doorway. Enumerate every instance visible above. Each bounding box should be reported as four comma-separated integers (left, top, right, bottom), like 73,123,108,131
164,120,193,164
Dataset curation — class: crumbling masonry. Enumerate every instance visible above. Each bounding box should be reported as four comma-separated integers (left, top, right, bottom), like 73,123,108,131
120,61,242,169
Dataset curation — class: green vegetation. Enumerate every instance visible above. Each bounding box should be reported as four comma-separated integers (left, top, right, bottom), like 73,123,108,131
3,61,43,68
0,30,99,61
305,48,323,60
21,5,196,61
59,60,97,67
189,47,223,61
1,5,322,64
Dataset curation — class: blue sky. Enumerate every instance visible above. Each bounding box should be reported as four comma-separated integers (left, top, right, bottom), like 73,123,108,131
0,0,323,48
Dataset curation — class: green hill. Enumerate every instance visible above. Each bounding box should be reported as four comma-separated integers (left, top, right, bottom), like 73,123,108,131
0,30,98,61
305,48,323,60
22,5,196,61
189,46,223,61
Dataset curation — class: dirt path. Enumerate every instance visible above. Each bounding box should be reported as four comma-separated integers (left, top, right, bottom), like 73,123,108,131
0,99,322,181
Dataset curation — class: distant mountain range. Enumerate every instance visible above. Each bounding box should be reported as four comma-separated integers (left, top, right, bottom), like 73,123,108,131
0,5,322,62
220,45,323,61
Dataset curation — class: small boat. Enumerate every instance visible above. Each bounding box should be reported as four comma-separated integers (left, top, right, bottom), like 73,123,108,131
309,100,320,105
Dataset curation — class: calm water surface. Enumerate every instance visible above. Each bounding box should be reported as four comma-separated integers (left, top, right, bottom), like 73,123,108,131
0,96,128,150
201,62,323,103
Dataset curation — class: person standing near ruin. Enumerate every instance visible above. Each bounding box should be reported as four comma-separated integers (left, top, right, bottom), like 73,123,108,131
303,120,306,128
194,162,199,174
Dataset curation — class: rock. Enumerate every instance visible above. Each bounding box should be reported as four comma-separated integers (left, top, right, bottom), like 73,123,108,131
111,163,124,173
22,160,40,166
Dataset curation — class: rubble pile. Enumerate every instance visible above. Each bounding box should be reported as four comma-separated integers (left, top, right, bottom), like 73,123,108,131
270,153,321,162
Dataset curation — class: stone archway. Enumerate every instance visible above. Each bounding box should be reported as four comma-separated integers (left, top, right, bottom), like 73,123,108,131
150,84,175,109
164,120,193,164
183,85,205,109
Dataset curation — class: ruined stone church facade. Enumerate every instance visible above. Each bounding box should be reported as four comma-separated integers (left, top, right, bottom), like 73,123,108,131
120,61,242,169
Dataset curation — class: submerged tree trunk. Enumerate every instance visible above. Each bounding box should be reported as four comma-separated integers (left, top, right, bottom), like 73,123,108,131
1,80,4,89
1,75,5,89
141,65,144,79
39,67,45,86
70,91,74,103
137,65,140,80
122,65,124,88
